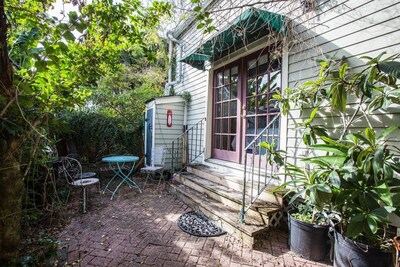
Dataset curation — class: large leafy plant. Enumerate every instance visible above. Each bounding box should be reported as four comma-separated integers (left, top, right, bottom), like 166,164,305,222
275,52,400,247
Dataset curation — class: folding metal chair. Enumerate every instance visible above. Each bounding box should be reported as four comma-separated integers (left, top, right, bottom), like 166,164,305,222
141,147,166,189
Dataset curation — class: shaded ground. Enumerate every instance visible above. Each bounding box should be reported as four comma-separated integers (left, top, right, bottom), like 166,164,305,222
56,178,333,266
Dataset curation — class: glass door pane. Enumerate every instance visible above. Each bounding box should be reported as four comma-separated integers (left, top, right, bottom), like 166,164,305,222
212,64,240,161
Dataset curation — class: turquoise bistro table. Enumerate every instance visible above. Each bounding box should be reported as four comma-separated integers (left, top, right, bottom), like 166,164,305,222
102,155,142,199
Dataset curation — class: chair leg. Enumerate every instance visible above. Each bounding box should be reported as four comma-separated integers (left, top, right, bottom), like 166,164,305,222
143,173,151,189
82,186,87,214
157,172,164,189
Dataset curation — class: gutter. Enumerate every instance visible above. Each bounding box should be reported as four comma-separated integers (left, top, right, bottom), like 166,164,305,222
164,31,183,95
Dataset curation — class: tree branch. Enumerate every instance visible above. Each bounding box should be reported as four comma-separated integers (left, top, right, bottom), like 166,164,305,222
339,95,364,141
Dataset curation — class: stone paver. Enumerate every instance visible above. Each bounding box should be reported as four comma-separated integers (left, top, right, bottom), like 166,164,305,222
57,181,332,266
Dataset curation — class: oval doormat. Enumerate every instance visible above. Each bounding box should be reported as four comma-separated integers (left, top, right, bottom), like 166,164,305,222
177,211,226,237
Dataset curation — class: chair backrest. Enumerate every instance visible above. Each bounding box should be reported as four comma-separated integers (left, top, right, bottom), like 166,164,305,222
152,146,166,167
60,157,83,184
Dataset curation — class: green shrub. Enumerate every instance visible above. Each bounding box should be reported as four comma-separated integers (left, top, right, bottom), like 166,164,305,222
57,110,143,162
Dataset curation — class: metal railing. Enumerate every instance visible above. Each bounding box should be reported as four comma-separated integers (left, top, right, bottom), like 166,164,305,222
241,113,281,223
171,118,206,173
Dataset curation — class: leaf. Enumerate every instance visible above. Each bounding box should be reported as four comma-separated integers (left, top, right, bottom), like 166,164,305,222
346,216,364,237
197,23,205,29
371,207,394,218
330,82,347,112
372,146,384,177
383,163,394,180
302,127,313,145
328,170,341,188
339,62,348,79
379,61,400,79
299,107,319,126
364,128,376,145
360,74,372,98
289,189,307,204
193,5,201,12
75,22,87,33
378,125,399,140
375,182,392,206
312,125,328,137
68,11,78,22
320,136,348,149
63,31,76,42
368,95,383,111
315,183,332,193
366,216,378,234
309,144,347,156
304,155,346,167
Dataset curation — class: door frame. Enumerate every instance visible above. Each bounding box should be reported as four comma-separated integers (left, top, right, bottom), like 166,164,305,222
145,106,154,166
210,45,284,165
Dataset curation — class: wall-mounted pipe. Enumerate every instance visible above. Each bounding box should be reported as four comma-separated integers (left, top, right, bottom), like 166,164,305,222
165,31,183,95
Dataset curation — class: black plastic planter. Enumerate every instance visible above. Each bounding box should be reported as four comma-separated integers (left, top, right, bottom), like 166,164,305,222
288,213,330,261
333,230,393,267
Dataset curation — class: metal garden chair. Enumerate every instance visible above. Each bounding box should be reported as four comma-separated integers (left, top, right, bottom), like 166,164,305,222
60,156,101,213
141,146,166,189
66,154,97,179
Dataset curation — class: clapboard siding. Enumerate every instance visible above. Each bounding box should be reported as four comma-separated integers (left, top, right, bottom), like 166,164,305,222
285,0,400,166
152,100,185,169
170,0,399,167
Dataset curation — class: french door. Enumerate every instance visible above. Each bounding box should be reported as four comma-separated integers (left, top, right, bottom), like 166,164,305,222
212,46,282,164
212,64,241,162
243,50,281,167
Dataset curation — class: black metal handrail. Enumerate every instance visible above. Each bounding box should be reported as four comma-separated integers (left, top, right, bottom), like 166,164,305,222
171,117,206,173
241,113,281,223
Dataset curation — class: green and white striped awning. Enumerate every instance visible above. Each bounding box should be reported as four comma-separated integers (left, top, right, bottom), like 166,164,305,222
180,8,288,70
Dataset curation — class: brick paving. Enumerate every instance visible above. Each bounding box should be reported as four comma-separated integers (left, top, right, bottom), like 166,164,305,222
57,181,332,267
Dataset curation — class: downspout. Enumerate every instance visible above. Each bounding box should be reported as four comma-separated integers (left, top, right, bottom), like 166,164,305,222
165,31,183,95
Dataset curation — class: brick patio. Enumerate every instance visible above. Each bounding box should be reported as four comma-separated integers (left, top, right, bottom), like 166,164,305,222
57,181,332,267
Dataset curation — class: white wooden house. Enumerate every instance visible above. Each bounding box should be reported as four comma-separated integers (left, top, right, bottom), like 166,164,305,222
160,0,400,247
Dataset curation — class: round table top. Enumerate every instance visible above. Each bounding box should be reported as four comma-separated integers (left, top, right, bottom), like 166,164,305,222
102,155,139,163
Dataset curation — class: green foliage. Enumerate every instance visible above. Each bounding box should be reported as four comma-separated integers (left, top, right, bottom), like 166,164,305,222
275,52,400,247
291,204,329,225
58,111,143,162
1,0,171,262
90,31,167,124
4,0,171,138
259,140,285,167
190,0,215,34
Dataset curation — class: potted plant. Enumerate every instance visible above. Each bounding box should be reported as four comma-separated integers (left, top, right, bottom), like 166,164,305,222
274,52,400,266
274,159,339,261
270,108,346,261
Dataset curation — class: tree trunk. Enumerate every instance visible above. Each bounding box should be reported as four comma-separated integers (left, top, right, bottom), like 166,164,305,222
0,0,24,263
0,139,24,264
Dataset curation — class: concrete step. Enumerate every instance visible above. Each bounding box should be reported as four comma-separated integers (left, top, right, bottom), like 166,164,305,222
168,182,274,248
187,162,284,206
176,172,282,223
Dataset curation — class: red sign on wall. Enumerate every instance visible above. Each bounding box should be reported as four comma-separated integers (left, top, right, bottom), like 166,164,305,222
167,109,172,127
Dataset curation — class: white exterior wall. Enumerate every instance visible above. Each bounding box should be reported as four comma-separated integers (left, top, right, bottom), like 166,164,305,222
171,0,400,166
146,96,185,169
285,0,400,167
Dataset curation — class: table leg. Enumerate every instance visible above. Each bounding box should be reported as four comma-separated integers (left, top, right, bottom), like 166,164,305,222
103,163,119,193
104,161,142,199
116,162,142,192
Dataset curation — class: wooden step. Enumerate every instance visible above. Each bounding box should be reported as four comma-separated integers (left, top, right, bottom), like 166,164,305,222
168,182,273,248
187,163,284,206
176,172,282,223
